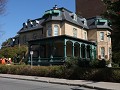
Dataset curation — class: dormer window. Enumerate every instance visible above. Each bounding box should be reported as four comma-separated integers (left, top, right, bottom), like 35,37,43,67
81,18,87,26
35,20,39,26
23,23,27,29
71,13,77,21
30,21,33,27
82,21,84,24
97,21,105,25
35,20,39,24
27,19,33,28
74,14,77,21
97,19,107,25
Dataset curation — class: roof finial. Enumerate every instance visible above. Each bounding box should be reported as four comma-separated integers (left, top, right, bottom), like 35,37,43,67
53,5,58,9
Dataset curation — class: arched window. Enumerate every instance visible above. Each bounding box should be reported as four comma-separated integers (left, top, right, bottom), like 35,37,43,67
54,25,59,36
47,26,52,37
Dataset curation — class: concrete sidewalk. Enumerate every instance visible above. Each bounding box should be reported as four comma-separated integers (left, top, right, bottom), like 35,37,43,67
0,74,119,90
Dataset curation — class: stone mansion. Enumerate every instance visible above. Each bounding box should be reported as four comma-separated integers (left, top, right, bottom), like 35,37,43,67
12,6,112,65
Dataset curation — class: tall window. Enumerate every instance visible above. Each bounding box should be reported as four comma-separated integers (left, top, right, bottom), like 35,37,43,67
33,33,37,39
54,25,59,36
109,47,111,55
84,32,87,40
101,47,105,59
100,32,104,41
47,26,52,37
108,33,111,41
23,35,27,44
73,28,77,37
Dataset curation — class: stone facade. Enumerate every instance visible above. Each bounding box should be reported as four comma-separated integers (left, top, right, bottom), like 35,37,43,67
16,6,112,64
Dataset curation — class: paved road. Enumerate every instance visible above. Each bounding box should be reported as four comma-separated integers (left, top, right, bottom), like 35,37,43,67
0,78,97,90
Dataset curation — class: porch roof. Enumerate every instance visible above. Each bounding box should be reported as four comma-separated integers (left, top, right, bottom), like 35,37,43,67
28,35,96,45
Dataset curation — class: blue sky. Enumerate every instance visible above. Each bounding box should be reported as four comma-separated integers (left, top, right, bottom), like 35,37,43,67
0,0,75,46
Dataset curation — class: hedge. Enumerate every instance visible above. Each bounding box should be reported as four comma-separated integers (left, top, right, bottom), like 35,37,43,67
0,65,120,83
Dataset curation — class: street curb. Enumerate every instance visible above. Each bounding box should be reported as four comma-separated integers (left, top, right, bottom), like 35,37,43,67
0,75,112,90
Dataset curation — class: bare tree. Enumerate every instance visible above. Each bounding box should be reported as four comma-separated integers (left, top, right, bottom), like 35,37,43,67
0,0,6,15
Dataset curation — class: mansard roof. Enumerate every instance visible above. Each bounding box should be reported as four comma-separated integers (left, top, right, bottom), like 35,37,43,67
41,7,89,29
18,18,45,34
87,16,112,31
18,6,112,34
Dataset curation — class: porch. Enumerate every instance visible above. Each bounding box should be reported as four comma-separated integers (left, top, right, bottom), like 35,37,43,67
28,35,96,65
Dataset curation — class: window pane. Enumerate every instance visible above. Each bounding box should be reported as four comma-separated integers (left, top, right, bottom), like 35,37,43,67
73,28,77,37
54,25,59,36
108,33,111,41
84,32,87,40
101,47,105,58
47,26,52,37
100,32,104,41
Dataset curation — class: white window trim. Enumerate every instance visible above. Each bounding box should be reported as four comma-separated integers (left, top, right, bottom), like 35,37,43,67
100,32,104,41
84,32,87,40
53,25,59,36
101,47,105,59
73,28,77,37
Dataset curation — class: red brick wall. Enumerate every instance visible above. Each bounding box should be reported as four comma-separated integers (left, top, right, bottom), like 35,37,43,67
76,0,106,18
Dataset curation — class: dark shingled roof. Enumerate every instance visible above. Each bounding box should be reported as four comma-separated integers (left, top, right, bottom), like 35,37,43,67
87,16,112,31
41,7,89,29
18,7,112,34
61,8,89,29
18,18,45,34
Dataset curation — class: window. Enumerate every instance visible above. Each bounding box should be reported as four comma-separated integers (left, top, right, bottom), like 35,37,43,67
35,20,39,26
71,13,77,21
23,23,27,29
33,33,37,39
73,28,77,37
23,35,27,44
97,22,105,25
109,47,111,55
47,26,52,37
54,25,59,36
41,29,43,34
108,33,111,41
101,47,105,59
100,32,104,41
84,32,87,40
73,14,77,21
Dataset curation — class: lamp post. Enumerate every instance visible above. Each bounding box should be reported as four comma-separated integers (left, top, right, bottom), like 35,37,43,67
30,51,33,69
12,38,15,47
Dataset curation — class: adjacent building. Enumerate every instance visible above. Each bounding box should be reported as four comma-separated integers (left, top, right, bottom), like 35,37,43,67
14,6,112,65
76,0,118,18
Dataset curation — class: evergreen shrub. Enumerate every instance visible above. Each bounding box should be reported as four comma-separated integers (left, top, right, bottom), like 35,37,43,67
0,64,120,83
